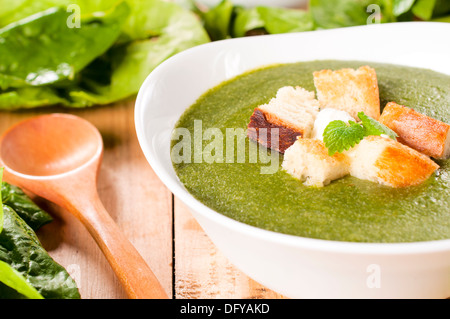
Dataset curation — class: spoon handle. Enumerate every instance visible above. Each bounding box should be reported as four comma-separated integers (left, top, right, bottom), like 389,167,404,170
66,193,169,299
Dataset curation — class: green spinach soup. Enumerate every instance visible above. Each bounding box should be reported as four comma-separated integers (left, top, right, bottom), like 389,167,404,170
171,60,450,243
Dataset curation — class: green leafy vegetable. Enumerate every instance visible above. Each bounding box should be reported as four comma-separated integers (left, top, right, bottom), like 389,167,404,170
323,120,366,155
0,169,44,299
201,0,234,40
0,205,81,299
0,260,44,299
0,3,129,90
233,5,314,37
412,0,437,20
309,0,376,29
232,7,265,37
68,0,210,107
1,182,53,230
0,170,79,299
392,0,416,16
358,111,398,140
0,0,210,109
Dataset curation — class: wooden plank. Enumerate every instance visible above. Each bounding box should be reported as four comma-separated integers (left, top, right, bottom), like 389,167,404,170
0,100,173,299
174,197,286,299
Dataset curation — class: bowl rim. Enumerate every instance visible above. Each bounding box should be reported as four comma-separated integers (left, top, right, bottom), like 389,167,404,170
135,22,450,255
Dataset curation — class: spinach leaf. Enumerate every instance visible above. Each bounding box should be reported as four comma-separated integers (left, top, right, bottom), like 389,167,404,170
0,205,81,299
1,182,53,231
201,0,234,40
0,87,68,110
432,0,450,17
67,0,210,106
0,0,209,109
0,260,44,299
392,0,416,16
412,0,437,20
0,2,129,90
309,0,375,29
233,7,265,37
255,6,314,34
0,0,70,28
0,170,43,299
233,6,314,37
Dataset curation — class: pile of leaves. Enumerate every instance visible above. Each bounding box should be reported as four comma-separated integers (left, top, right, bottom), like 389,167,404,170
196,0,450,40
0,171,80,299
0,0,210,109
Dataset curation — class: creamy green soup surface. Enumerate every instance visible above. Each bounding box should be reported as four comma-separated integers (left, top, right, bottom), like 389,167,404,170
172,60,450,243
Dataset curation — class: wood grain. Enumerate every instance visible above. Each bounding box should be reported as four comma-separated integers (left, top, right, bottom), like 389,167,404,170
174,197,286,299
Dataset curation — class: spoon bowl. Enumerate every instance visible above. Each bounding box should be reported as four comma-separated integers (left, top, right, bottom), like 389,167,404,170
1,114,101,177
0,113,168,299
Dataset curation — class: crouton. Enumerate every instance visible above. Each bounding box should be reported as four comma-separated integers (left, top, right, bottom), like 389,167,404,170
282,138,350,187
247,86,320,153
379,102,450,159
347,135,439,188
313,66,380,120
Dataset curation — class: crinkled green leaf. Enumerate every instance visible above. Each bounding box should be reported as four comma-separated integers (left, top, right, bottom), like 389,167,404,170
68,0,210,106
0,3,129,90
323,120,366,155
392,0,416,16
233,5,313,37
0,87,67,110
233,7,265,37
0,260,44,299
1,182,53,231
0,205,80,299
358,111,398,140
255,7,314,34
309,0,375,29
412,0,436,20
201,0,234,41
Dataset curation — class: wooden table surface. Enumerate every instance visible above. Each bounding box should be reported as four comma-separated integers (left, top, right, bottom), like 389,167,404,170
0,99,286,299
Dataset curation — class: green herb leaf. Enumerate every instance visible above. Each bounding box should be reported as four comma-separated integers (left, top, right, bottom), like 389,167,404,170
358,111,398,140
0,260,44,299
412,0,436,20
309,0,375,29
323,120,366,156
201,0,234,41
393,0,416,17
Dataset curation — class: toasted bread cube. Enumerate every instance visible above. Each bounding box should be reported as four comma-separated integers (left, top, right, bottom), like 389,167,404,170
247,86,320,153
282,138,350,187
347,135,439,188
313,66,380,120
379,102,450,159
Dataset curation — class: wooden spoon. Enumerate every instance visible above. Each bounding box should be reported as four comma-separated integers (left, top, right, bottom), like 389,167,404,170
0,113,168,299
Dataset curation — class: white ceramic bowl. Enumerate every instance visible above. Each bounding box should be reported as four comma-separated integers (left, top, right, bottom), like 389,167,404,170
135,22,450,299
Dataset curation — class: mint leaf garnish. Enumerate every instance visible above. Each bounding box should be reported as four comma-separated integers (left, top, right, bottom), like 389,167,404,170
358,112,398,140
323,120,366,156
